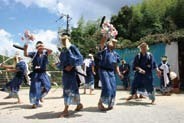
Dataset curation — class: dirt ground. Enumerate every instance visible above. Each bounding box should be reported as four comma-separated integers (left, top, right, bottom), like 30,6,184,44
0,88,184,123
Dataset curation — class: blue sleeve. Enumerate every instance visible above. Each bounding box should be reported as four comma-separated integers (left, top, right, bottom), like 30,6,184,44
132,55,139,71
56,63,62,70
56,53,64,70
16,62,26,73
114,52,120,64
68,45,83,66
97,49,105,62
28,52,36,58
44,54,49,64
119,65,123,72
125,64,130,70
127,64,130,70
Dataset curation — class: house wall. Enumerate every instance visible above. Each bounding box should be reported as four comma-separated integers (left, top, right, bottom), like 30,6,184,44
165,42,179,78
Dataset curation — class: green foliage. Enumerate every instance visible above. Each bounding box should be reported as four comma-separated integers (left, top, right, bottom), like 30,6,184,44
111,5,133,39
170,0,184,28
71,17,101,57
69,0,183,53
111,0,183,42
47,53,59,71
0,55,14,68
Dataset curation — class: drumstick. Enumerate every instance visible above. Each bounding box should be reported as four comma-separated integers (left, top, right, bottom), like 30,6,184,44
13,44,24,50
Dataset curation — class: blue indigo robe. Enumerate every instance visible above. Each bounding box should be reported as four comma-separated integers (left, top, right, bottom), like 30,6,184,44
98,47,120,107
58,45,83,105
28,51,51,105
131,52,157,100
8,60,27,97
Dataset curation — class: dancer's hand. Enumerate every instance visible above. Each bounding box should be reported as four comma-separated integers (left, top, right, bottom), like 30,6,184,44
138,68,146,74
64,65,73,71
93,72,96,75
6,69,10,72
156,68,161,77
24,44,28,49
118,72,123,79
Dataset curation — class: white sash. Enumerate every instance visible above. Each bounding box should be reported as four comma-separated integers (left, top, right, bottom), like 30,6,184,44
160,62,170,87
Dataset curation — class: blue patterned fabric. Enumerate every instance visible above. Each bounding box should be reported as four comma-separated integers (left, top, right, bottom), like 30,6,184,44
9,60,27,95
131,52,157,101
98,47,120,107
58,45,83,105
28,51,51,105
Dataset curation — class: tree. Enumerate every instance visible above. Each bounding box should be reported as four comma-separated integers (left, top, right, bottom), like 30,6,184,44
71,17,101,57
111,5,133,39
111,0,183,42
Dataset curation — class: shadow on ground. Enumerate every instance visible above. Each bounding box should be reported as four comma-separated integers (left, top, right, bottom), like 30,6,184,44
44,96,62,100
0,102,17,106
116,101,153,107
1,104,33,110
82,106,107,113
24,110,82,119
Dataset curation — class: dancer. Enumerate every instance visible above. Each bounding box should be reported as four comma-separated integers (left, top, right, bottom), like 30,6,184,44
97,35,121,111
24,41,52,108
0,55,27,104
126,42,161,104
57,33,84,117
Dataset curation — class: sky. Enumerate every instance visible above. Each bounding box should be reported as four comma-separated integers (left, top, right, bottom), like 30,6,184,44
0,0,142,57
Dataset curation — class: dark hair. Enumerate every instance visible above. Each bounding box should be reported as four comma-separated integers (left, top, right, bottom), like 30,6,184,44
62,32,70,37
36,41,43,45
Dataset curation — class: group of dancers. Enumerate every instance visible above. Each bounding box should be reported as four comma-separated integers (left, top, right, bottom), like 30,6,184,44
0,23,176,118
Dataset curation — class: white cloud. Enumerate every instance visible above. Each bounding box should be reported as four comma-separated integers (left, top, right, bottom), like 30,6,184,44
0,29,20,57
12,0,142,25
31,29,58,52
14,0,62,13
0,29,58,59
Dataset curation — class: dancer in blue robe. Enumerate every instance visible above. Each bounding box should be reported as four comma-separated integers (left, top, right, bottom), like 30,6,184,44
0,56,27,103
97,37,122,111
57,33,83,117
126,42,161,104
24,41,52,108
